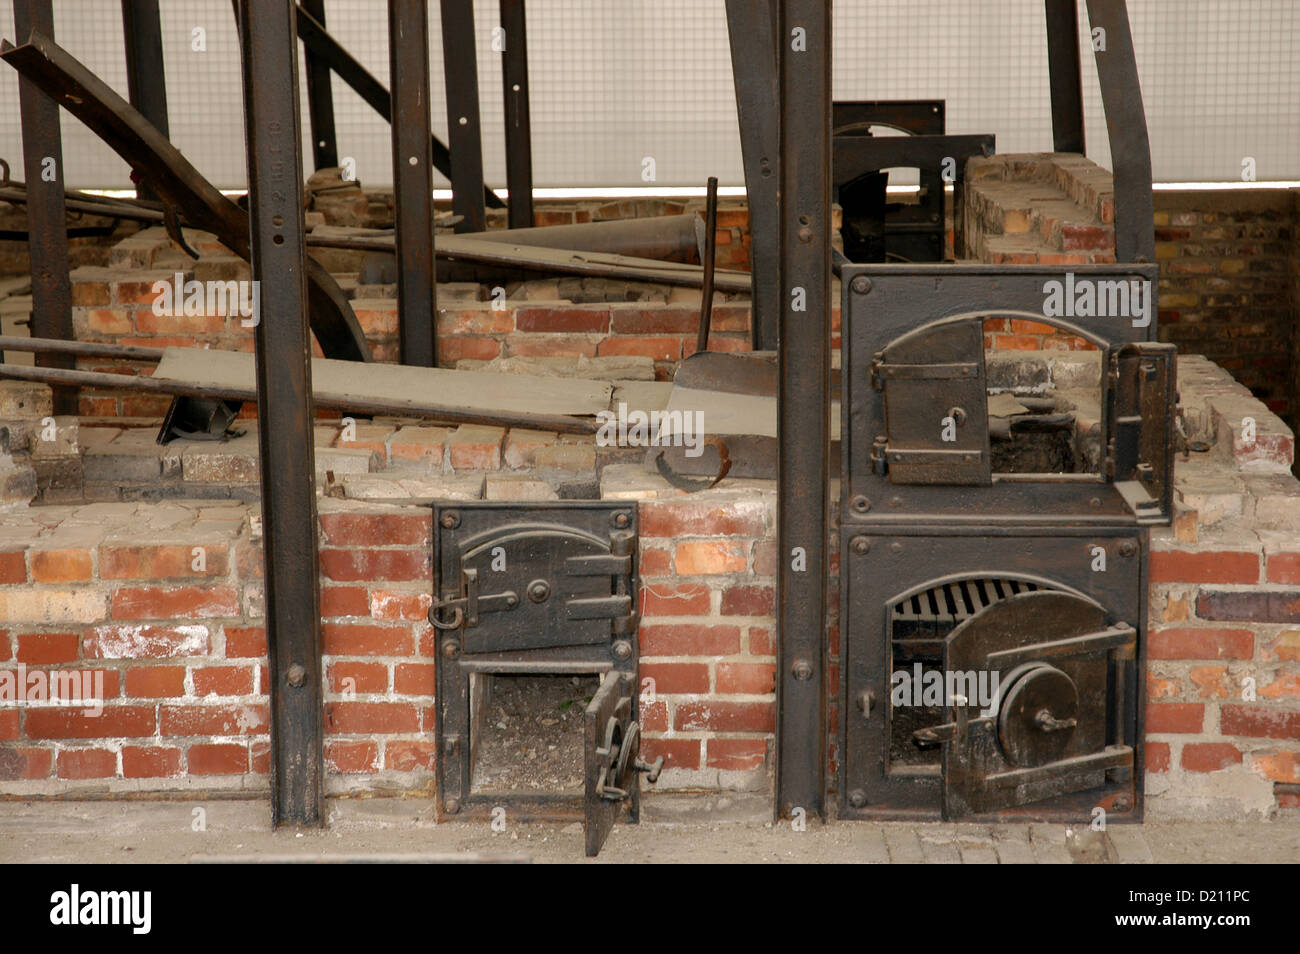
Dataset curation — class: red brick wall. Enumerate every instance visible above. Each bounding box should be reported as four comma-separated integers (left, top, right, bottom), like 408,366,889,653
0,492,780,794
1154,190,1297,420
0,501,436,788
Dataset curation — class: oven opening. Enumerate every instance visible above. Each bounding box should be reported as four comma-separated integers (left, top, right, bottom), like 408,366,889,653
982,316,1103,478
469,673,601,796
886,577,1047,774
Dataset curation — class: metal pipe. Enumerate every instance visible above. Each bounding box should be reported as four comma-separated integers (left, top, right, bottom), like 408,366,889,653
697,177,719,353
388,0,437,367
775,0,831,821
440,0,487,233
499,0,534,229
0,334,163,361
238,0,325,829
459,213,703,262
1044,0,1086,154
306,230,751,292
13,0,75,413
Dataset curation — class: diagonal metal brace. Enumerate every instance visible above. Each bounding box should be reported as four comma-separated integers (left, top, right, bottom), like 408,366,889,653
0,30,371,364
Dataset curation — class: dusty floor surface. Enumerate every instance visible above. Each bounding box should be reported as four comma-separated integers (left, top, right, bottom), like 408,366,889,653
1,796,1297,864
471,674,596,796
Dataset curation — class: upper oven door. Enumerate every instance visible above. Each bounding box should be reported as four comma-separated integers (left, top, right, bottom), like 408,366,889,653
872,316,991,486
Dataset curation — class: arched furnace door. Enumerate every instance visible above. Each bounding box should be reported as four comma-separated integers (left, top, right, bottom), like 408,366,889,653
920,590,1137,817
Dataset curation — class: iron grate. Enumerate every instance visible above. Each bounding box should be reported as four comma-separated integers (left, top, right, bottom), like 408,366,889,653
891,577,1042,625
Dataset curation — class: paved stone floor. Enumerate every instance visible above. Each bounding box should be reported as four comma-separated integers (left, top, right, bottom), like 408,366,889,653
1,795,1296,863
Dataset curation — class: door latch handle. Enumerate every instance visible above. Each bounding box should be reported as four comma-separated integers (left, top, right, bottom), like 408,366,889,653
428,568,521,630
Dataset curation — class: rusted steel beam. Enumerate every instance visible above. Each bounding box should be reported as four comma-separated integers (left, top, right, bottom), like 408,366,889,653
0,30,371,363
300,0,338,170
238,0,324,829
440,0,487,233
725,0,779,349
775,0,830,821
1044,0,1086,154
460,213,703,261
388,0,437,366
120,0,169,203
0,334,163,361
499,0,534,229
12,0,75,413
1085,0,1154,263
294,1,505,210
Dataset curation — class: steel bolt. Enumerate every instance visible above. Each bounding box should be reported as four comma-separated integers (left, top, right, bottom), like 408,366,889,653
1089,497,1101,510
889,542,903,554
851,536,870,555
798,226,813,243
1113,794,1133,811
440,511,460,529
1118,540,1138,557
613,639,633,660
889,497,903,508
848,789,867,808
527,580,550,603
612,511,630,529
441,639,462,659
444,798,461,815
851,276,872,295
286,663,306,688
851,495,871,513
792,659,814,681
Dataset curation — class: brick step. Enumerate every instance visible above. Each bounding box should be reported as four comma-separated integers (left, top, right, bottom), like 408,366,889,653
964,152,1115,258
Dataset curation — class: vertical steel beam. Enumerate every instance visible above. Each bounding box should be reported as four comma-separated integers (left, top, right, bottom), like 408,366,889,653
775,0,830,820
121,0,168,203
13,0,74,413
1085,0,1155,263
389,0,437,367
300,0,338,170
725,0,780,349
499,0,533,229
1044,0,1085,154
120,0,169,139
237,0,325,827
440,0,486,233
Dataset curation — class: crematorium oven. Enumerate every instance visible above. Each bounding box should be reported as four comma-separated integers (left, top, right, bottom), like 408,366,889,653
838,265,1173,821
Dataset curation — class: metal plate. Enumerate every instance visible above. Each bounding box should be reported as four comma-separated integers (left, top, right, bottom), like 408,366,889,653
584,671,635,857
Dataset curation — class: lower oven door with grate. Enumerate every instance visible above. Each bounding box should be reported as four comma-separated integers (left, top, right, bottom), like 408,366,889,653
936,590,1136,818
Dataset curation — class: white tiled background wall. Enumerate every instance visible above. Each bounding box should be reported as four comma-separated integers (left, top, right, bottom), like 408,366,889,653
0,0,1295,190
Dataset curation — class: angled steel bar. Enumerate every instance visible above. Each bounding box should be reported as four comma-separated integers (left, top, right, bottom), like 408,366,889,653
0,360,601,433
294,2,504,209
1085,0,1154,263
120,0,169,203
499,0,534,229
13,0,74,412
1045,0,1086,154
440,0,487,233
697,176,719,352
300,0,338,170
775,0,830,820
238,0,324,829
389,0,436,367
0,31,371,362
725,0,780,349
